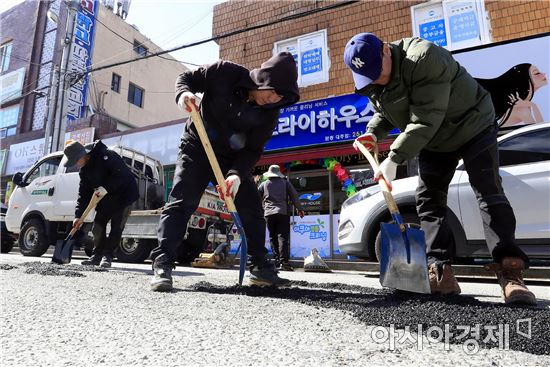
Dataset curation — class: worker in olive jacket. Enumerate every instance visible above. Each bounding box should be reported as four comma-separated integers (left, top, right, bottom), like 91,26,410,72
150,52,299,291
344,33,536,305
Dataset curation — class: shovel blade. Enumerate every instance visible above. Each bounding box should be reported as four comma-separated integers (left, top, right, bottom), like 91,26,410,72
379,223,430,294
51,238,75,265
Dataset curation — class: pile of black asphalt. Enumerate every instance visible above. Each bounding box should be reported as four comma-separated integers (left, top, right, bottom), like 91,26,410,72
189,280,550,355
0,264,18,271
16,261,107,277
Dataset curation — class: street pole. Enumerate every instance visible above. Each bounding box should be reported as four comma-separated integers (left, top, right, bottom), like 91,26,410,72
43,65,59,155
51,0,78,153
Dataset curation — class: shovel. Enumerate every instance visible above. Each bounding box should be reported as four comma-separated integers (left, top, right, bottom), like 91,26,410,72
355,142,430,294
184,98,248,286
51,191,104,264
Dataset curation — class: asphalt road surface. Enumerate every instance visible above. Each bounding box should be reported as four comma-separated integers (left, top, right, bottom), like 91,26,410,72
1,253,549,366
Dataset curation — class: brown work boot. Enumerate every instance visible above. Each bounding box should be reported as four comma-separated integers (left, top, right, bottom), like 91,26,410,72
428,263,461,295
486,257,537,305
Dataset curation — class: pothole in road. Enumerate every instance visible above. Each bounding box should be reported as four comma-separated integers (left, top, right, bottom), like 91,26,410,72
0,264,18,271
189,280,550,356
16,262,108,277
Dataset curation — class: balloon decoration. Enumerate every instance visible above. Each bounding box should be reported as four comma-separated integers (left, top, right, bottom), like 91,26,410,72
281,157,358,197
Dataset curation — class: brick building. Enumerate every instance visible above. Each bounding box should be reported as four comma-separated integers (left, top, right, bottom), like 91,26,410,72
213,0,549,102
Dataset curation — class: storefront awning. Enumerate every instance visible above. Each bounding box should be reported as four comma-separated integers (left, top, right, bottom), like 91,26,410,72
257,140,393,166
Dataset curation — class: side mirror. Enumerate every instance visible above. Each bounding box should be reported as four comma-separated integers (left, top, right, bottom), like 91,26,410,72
12,172,28,187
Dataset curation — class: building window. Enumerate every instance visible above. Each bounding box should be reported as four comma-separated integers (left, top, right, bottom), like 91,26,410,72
111,73,121,93
133,40,148,57
0,42,12,73
0,104,19,138
273,29,330,88
411,0,491,51
128,83,144,107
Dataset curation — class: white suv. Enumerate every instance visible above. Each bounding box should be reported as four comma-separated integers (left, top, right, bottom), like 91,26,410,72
338,123,550,262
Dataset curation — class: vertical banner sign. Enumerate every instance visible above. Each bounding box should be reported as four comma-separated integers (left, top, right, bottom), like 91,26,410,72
414,2,446,47
274,29,329,88
299,32,325,87
446,0,482,48
66,0,98,126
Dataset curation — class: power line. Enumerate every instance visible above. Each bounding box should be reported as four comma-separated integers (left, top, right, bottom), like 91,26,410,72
78,0,358,79
93,16,200,67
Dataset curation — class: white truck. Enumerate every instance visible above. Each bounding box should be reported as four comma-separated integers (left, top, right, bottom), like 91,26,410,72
5,144,232,263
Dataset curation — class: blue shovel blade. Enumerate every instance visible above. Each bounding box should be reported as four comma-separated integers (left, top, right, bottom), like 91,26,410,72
230,212,248,286
379,222,430,294
52,237,74,265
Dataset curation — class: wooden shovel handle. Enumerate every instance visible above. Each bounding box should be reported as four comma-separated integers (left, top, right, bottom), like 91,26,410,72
69,193,104,237
355,141,401,216
184,99,238,213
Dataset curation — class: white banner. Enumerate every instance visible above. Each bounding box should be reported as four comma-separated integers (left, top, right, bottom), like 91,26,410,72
5,138,46,175
0,67,26,104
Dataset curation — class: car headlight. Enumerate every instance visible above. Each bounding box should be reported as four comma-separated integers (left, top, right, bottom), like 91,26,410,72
342,185,382,209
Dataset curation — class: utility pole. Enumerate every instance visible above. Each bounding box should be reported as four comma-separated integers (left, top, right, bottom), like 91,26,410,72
50,0,79,153
43,65,59,155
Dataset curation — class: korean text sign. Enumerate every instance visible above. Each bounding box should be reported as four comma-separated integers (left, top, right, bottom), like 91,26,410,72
66,0,98,123
265,94,376,152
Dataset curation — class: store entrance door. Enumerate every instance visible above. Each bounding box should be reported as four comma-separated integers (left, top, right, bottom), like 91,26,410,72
287,170,337,259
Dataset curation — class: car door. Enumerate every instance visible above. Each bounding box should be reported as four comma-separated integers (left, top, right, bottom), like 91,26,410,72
52,156,83,219
456,126,550,245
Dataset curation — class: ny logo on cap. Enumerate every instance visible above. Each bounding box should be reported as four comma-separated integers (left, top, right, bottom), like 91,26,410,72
351,57,364,69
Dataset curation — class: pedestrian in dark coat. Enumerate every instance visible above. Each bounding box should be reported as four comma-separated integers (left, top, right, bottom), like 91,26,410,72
64,140,138,268
150,52,299,291
344,33,536,305
258,165,304,271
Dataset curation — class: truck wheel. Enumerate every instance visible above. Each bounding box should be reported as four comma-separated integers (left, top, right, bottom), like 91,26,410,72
178,228,207,265
116,238,153,263
19,218,50,257
374,213,420,262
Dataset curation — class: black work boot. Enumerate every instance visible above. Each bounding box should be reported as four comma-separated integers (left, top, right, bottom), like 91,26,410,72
81,254,101,266
249,262,291,287
150,254,175,292
99,256,112,268
280,262,294,271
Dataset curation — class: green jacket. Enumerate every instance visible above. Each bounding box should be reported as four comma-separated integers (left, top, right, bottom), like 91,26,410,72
359,37,495,164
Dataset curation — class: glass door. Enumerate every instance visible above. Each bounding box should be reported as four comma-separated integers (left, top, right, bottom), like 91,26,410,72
287,170,334,259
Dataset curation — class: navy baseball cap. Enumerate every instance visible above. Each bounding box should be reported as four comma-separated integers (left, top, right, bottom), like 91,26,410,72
344,33,383,89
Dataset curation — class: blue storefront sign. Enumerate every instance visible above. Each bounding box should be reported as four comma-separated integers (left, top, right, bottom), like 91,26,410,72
66,0,98,123
266,94,377,152
419,19,447,47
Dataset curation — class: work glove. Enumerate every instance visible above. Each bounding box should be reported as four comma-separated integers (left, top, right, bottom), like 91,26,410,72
353,132,377,152
374,158,398,191
94,186,108,198
216,174,241,201
72,218,82,230
177,91,201,113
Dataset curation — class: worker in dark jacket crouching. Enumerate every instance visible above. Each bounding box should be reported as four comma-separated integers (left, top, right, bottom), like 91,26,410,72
64,140,138,268
150,52,299,291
